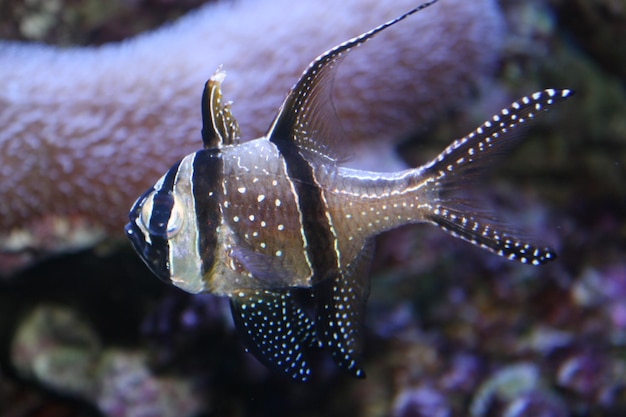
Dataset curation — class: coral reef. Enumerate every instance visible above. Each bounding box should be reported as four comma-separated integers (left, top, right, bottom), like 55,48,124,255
10,305,205,417
549,0,626,80
0,0,625,416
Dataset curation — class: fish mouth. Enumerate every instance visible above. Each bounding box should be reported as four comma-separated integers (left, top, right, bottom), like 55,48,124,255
124,221,172,284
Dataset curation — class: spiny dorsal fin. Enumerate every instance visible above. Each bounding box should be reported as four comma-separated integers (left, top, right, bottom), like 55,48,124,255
230,289,319,382
267,1,439,163
314,240,375,378
201,68,241,149
423,89,574,265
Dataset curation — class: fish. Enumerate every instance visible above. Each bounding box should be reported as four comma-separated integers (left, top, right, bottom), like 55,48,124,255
125,0,572,381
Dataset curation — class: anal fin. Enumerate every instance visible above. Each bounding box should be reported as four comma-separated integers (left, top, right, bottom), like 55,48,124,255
314,241,374,378
230,289,319,381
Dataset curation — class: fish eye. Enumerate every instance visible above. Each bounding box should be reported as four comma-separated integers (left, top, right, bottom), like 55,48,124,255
139,192,185,239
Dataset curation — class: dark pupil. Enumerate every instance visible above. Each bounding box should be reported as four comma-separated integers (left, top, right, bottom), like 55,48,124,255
149,192,175,237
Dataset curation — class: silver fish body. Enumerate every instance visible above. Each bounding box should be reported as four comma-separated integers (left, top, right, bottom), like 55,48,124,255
125,0,572,381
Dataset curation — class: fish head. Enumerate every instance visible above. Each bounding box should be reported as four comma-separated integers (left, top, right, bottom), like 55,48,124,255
125,153,209,293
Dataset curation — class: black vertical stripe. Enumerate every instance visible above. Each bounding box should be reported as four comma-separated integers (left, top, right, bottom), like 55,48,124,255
200,82,219,149
125,160,182,284
148,160,181,238
192,149,224,276
270,136,338,282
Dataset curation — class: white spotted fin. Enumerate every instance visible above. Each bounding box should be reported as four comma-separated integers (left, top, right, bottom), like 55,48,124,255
314,240,374,378
422,89,574,265
230,289,320,381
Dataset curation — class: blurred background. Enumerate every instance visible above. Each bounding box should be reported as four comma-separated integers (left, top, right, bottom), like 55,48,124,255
0,0,624,416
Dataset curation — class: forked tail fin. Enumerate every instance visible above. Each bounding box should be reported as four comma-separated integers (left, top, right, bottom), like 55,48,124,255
423,89,573,265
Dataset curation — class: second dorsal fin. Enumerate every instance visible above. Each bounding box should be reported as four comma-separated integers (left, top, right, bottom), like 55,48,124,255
267,1,439,163
201,68,241,149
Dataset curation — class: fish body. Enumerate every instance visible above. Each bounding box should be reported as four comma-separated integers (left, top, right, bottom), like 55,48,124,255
125,1,572,381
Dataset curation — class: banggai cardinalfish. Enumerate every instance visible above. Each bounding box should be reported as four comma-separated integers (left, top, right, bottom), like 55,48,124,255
125,0,572,381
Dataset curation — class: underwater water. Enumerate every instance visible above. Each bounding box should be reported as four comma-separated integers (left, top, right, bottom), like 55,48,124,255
1,0,625,416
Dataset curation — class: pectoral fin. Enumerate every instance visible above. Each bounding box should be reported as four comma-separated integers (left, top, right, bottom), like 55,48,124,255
229,244,300,287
